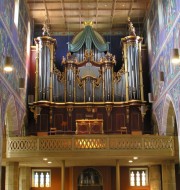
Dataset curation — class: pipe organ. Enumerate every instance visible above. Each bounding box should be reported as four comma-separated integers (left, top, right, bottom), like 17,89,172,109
29,20,148,135
121,36,143,101
34,36,57,102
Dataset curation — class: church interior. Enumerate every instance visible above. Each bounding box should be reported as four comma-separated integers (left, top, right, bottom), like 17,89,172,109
0,0,180,189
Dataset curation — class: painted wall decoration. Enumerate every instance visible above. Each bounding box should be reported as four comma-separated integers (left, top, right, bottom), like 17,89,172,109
151,18,159,64
148,0,157,27
0,22,25,94
0,0,14,31
169,79,180,120
146,0,180,131
0,81,11,124
151,65,159,101
0,0,31,133
154,100,164,134
162,0,177,32
173,20,180,49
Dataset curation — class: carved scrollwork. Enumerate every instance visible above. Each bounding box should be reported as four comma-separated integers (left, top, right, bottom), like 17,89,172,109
30,106,41,123
76,69,83,88
94,69,102,87
53,64,65,82
128,17,136,36
105,105,112,117
114,64,125,82
100,52,116,64
84,49,94,61
62,52,78,65
67,105,73,117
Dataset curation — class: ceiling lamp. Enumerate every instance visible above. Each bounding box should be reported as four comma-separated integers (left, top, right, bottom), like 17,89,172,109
4,56,13,72
171,48,180,64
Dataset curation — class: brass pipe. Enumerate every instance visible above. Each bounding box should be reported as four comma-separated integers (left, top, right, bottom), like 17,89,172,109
35,43,39,102
49,45,53,102
123,43,129,101
139,42,144,101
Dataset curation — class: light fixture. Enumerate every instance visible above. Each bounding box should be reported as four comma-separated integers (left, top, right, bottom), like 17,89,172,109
19,78,25,89
129,160,133,163
43,158,48,161
47,161,52,164
171,48,180,64
133,156,138,160
4,56,13,72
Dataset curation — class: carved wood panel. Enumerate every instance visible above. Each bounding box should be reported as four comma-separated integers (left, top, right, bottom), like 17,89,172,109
39,114,49,131
115,113,126,131
54,114,63,130
131,112,141,131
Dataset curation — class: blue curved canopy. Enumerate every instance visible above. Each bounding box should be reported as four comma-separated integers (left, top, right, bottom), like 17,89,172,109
68,25,109,52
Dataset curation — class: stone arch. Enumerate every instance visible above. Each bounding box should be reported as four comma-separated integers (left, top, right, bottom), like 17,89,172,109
4,96,19,137
162,94,177,136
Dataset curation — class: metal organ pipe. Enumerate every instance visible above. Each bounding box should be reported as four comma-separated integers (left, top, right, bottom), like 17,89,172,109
34,36,56,102
121,36,143,101
135,47,140,99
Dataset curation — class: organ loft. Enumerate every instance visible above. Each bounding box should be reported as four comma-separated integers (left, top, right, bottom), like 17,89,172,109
28,19,150,136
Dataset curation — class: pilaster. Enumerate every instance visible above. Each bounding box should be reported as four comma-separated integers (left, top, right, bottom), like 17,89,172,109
161,161,176,190
19,167,31,190
149,165,161,190
5,162,19,190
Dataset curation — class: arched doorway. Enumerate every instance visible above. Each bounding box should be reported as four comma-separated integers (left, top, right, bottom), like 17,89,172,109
78,168,103,190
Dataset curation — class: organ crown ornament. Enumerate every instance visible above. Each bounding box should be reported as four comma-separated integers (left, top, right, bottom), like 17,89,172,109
83,21,94,27
42,17,50,36
128,17,136,36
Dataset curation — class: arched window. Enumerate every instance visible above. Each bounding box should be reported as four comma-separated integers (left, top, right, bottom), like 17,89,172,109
14,0,19,28
129,168,148,187
32,169,51,187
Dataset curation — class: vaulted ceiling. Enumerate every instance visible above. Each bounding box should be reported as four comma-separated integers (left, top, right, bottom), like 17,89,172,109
27,0,150,35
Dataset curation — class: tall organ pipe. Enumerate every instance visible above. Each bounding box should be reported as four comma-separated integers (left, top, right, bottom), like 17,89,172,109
34,36,56,101
121,36,143,101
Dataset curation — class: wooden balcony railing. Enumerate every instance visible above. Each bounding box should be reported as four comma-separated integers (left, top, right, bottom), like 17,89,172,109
6,134,175,158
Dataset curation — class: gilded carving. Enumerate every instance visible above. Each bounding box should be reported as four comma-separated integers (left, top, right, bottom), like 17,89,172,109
76,69,83,88
67,106,73,117
94,69,102,87
30,106,41,123
53,65,65,82
114,64,125,82
105,105,112,117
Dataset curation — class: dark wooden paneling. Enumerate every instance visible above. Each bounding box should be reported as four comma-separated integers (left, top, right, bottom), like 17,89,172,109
76,113,84,120
115,113,126,131
131,113,140,131
40,114,49,131
54,114,63,130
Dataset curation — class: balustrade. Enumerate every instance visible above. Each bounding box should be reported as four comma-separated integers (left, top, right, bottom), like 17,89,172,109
7,135,175,158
